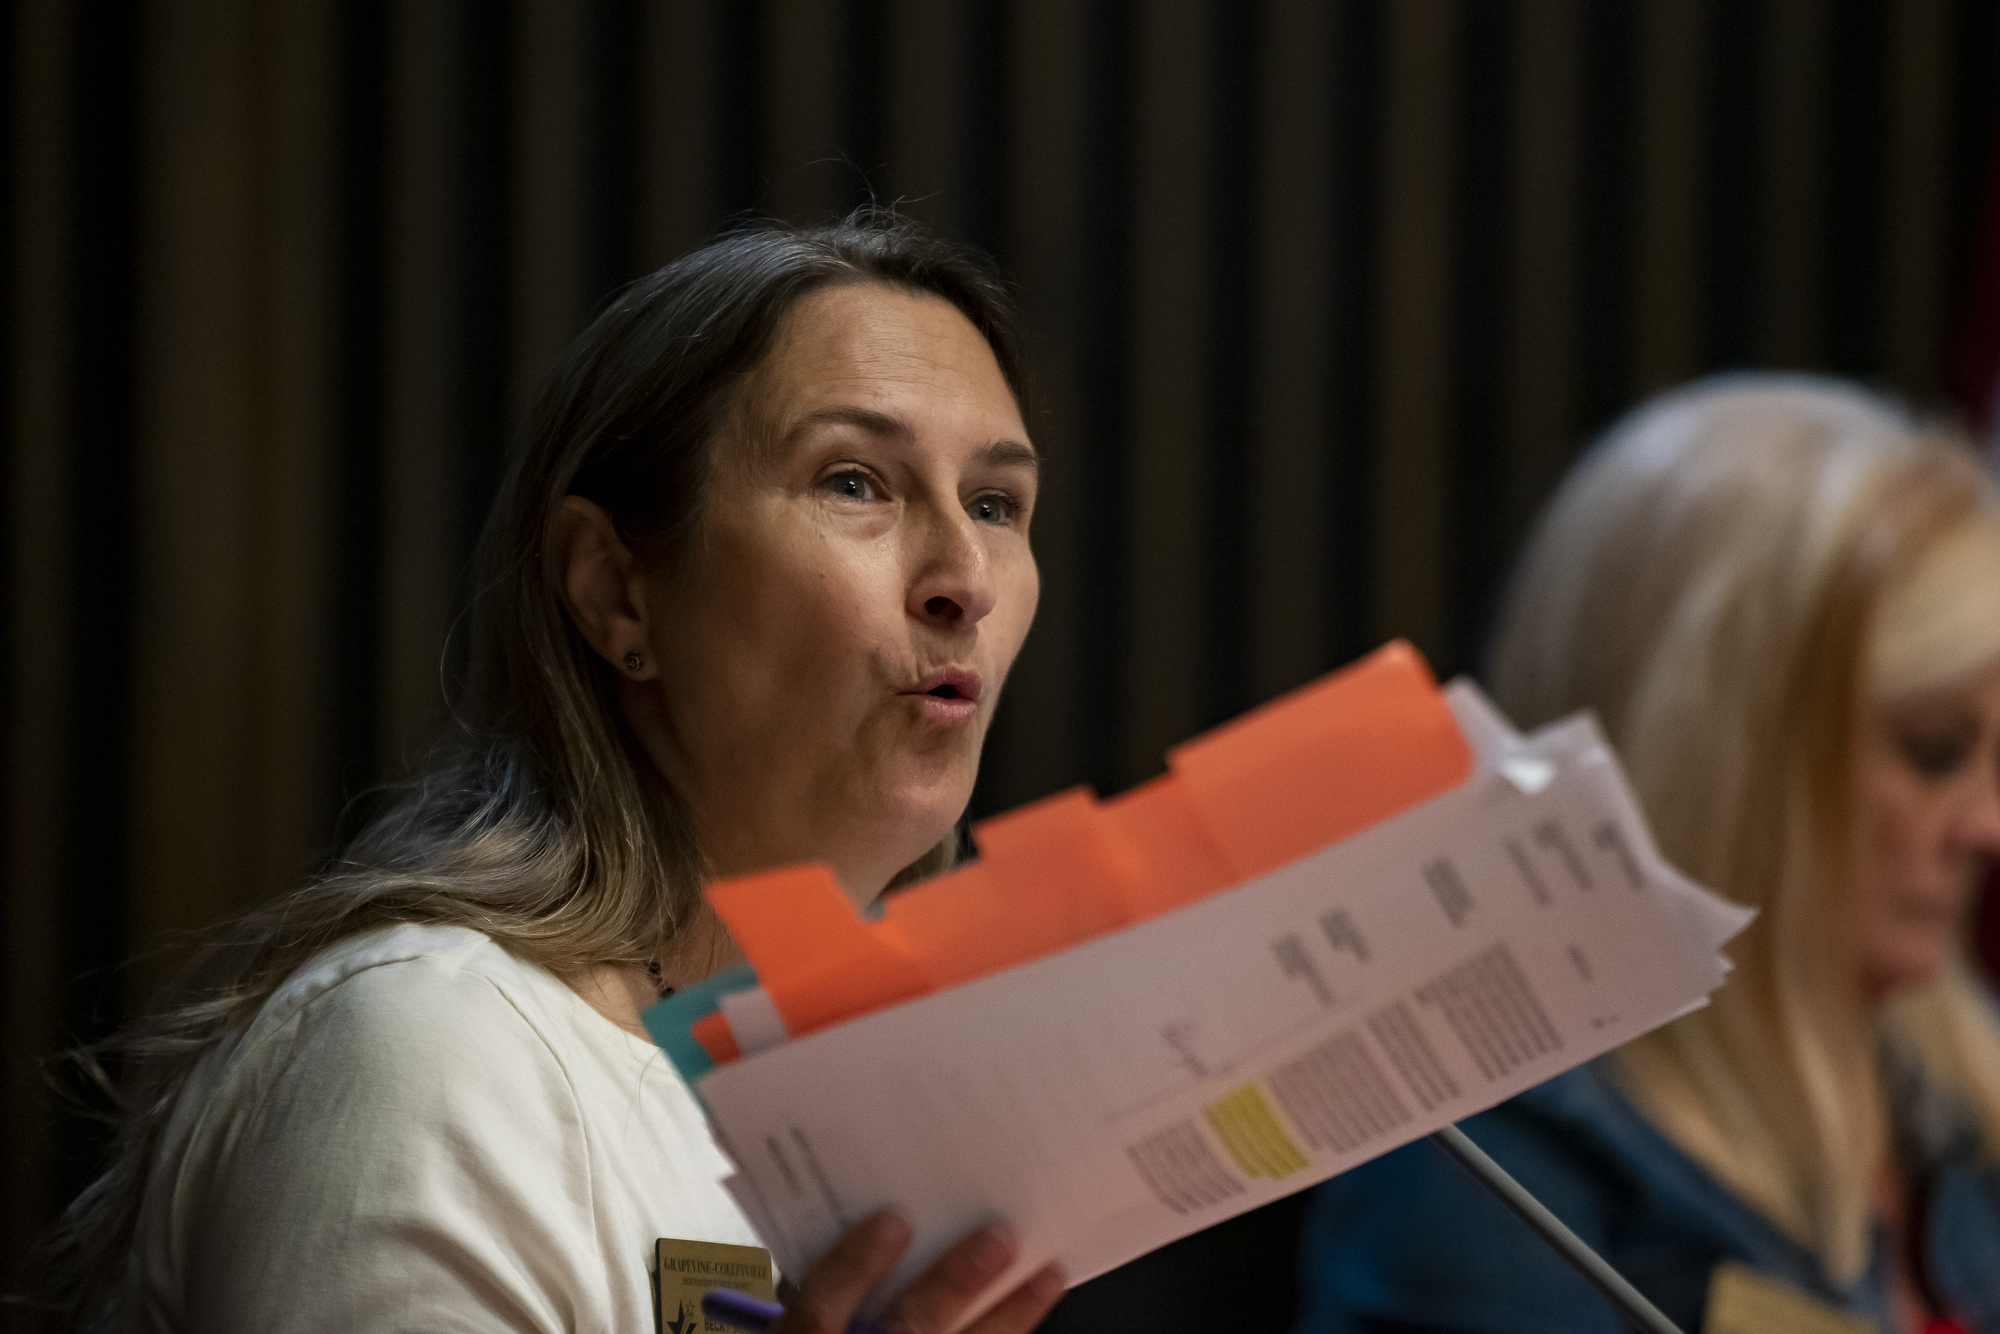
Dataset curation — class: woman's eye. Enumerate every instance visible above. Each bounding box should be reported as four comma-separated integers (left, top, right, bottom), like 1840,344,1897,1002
1900,731,1972,778
967,493,1019,525
820,469,880,502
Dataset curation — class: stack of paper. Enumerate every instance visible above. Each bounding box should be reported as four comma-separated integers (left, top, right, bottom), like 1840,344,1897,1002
643,643,1751,1325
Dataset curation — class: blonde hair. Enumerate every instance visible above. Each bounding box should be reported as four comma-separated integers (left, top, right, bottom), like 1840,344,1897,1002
1489,373,2000,1285
38,214,1016,1330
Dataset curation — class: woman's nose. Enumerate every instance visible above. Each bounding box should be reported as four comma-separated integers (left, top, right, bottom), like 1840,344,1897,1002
908,510,996,629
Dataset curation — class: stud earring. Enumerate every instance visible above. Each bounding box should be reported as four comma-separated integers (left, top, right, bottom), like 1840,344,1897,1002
623,649,644,675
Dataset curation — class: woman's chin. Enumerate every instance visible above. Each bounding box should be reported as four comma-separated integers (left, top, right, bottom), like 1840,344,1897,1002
886,790,970,860
878,755,977,820
821,776,972,892
1861,940,1955,1003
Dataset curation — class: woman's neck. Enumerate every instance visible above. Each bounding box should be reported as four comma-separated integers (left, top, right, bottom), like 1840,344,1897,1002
655,909,745,991
564,963,662,1038
563,909,747,1037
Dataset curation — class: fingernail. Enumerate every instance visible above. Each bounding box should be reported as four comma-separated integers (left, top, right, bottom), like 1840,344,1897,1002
867,1209,912,1251
1028,1264,1066,1302
966,1224,1016,1275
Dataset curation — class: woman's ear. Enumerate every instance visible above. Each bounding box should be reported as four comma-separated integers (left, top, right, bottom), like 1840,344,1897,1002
555,495,657,680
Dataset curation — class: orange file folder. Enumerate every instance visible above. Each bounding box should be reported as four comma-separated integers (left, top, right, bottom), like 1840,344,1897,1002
698,640,1470,1056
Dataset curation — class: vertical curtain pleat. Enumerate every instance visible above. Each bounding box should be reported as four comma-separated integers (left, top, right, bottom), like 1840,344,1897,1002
587,0,641,305
515,0,592,402
1820,0,1886,375
247,3,340,914
1703,0,1765,367
5,0,77,1276
383,0,467,774
977,0,1092,811
882,0,956,225
1320,0,1384,672
1197,0,1258,729
764,0,847,221
1504,0,1580,549
1632,0,1705,397
1372,0,1454,658
1062,0,1134,797
1445,1,1511,668
1576,1,1637,431
1884,0,1955,398
1122,0,1209,784
1246,1,1332,708
328,0,388,835
638,0,721,269
1763,0,1826,368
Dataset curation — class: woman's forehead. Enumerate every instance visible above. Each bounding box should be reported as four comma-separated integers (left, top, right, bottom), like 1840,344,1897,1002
765,285,1000,390
732,284,1025,455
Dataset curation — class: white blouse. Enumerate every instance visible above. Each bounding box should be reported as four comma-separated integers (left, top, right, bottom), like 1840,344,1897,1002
135,922,760,1332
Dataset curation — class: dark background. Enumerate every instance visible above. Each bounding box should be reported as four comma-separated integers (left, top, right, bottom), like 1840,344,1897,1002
7,2,2000,1329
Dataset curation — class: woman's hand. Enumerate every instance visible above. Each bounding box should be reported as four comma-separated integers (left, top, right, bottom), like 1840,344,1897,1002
778,1210,1065,1334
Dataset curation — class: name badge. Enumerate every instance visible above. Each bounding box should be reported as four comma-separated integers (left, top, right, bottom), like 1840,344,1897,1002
1702,1260,1874,1334
656,1238,776,1334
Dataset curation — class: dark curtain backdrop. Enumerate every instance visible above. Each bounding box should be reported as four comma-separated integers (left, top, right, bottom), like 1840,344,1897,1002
7,1,1998,1328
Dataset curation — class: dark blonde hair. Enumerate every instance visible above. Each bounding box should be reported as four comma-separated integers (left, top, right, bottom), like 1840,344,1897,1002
1490,372,2000,1283
41,210,1026,1329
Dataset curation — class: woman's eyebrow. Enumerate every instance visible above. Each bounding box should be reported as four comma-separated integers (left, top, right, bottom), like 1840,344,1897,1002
975,439,1040,475
788,404,910,443
784,408,1039,476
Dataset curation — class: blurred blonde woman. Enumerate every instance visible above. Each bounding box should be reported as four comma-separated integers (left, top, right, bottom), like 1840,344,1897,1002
1297,375,2000,1334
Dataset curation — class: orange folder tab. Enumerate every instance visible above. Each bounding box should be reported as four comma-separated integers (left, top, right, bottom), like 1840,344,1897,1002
706,864,867,983
878,788,1149,992
1166,640,1471,882
690,1011,740,1063
1098,774,1232,917
969,787,1139,934
878,863,1026,990
705,864,928,1036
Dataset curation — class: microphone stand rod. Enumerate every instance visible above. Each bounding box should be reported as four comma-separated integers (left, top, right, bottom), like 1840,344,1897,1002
1427,1126,1685,1334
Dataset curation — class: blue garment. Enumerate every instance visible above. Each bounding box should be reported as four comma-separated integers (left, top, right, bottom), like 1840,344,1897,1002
1295,1060,2000,1334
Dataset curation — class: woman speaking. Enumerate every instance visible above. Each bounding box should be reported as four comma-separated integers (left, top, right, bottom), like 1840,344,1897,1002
46,215,1064,1334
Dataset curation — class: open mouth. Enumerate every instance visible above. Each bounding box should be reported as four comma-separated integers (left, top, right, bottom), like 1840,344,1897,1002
906,670,982,718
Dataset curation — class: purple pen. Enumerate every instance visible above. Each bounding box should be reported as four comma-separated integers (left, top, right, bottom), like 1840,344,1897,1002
700,1286,893,1334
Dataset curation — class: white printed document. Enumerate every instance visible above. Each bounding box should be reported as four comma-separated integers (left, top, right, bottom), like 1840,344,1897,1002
662,680,1750,1325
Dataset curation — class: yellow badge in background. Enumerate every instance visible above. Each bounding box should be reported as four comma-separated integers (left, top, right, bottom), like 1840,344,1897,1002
656,1238,775,1334
1702,1261,1874,1334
